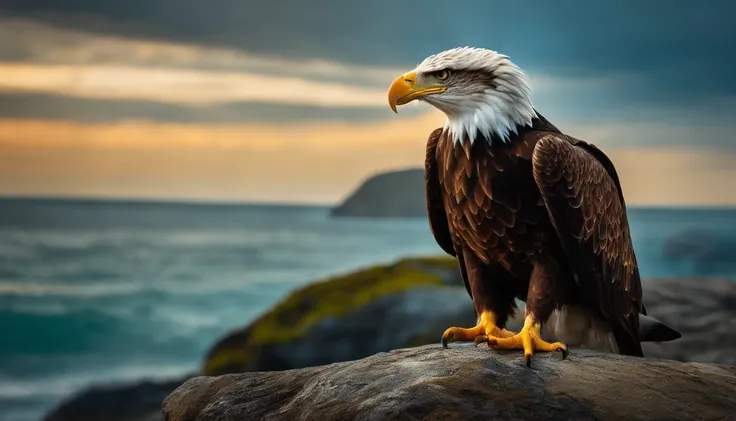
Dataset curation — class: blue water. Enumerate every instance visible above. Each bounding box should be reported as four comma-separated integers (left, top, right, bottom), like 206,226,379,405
0,199,735,421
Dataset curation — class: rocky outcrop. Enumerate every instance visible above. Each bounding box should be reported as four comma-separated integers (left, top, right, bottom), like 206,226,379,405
203,256,736,376
640,277,736,364
331,169,425,218
163,345,736,421
202,256,470,375
45,374,193,421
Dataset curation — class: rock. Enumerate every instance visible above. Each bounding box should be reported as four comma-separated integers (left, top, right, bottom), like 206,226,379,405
640,277,736,365
204,255,736,377
331,169,425,218
202,256,471,375
163,345,736,421
203,254,736,377
44,374,193,421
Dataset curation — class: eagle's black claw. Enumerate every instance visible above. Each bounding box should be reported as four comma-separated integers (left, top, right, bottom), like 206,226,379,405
525,354,532,368
473,335,489,347
559,346,569,360
441,330,456,349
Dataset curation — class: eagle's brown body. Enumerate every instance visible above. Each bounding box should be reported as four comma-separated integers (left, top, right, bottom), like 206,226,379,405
425,113,645,356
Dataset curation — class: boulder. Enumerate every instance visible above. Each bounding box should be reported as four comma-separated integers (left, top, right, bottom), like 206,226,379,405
45,374,193,421
640,277,736,364
202,256,471,375
203,254,736,377
163,345,736,421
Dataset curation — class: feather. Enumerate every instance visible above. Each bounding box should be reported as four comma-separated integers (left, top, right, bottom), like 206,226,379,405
533,133,644,357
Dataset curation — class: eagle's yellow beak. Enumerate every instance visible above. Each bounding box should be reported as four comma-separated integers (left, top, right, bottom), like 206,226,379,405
387,71,446,113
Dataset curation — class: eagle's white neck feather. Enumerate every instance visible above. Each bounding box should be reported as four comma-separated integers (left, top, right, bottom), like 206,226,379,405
415,47,538,146
441,87,537,146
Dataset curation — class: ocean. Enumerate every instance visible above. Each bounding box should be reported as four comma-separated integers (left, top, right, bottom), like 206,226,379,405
1,198,735,421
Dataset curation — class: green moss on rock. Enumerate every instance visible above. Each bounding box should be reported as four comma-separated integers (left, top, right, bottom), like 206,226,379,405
408,256,460,271
203,256,457,376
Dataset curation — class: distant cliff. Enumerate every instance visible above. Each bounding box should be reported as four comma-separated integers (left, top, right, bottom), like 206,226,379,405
331,169,425,218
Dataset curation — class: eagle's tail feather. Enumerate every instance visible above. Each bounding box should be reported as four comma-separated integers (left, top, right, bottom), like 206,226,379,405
639,314,682,343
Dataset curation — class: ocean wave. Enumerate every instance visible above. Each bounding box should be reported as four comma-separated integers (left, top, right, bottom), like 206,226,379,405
4,302,70,315
0,361,193,399
0,281,142,298
0,274,285,307
0,308,132,357
1,228,306,251
0,295,234,356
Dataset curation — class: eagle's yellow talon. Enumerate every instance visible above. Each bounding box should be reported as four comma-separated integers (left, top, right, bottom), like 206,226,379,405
441,310,516,348
488,314,568,367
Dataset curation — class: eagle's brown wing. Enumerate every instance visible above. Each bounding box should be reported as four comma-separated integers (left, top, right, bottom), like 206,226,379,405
425,128,455,257
532,133,644,356
425,128,474,297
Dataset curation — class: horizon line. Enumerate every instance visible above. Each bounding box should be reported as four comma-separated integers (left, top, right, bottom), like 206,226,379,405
1,194,736,211
0,194,330,208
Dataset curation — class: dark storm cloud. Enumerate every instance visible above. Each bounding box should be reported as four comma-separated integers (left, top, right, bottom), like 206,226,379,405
1,0,734,109
0,93,410,124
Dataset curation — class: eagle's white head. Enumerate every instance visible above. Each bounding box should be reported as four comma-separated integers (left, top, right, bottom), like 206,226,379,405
387,47,537,145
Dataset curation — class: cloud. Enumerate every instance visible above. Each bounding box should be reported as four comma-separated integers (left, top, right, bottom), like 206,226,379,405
555,119,736,151
1,4,733,129
0,61,610,115
0,18,419,122
0,92,401,124
0,17,627,125
2,113,736,206
2,0,734,108
608,148,736,207
0,62,393,108
0,7,733,206
0,17,404,85
0,112,446,203
0,111,445,152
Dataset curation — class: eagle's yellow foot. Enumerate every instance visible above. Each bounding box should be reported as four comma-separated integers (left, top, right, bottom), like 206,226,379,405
480,314,568,367
441,310,516,348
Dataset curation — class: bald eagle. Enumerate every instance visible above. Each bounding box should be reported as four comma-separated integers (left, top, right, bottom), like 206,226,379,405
388,47,680,366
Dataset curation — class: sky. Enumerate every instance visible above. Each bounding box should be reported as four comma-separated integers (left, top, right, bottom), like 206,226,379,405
0,1,734,205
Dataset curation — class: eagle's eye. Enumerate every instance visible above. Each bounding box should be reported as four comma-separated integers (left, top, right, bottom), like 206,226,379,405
435,70,450,81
